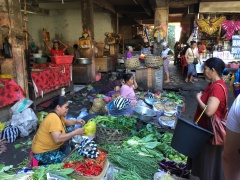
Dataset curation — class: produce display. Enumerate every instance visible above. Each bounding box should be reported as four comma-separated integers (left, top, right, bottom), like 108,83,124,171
161,92,183,105
158,159,189,178
94,115,137,131
32,163,74,180
63,149,107,177
0,90,189,180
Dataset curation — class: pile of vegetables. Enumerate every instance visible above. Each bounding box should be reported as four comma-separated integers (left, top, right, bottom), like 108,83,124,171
105,145,159,180
156,132,187,162
32,163,74,180
161,92,183,105
94,115,137,132
122,134,164,159
36,111,48,124
63,149,107,177
135,124,162,140
158,159,189,178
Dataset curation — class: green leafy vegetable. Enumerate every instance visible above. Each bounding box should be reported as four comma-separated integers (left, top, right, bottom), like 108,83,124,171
95,115,137,132
32,163,74,180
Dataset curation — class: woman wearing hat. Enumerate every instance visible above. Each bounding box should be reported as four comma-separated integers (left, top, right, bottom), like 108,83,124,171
126,46,133,58
45,39,68,56
161,42,173,83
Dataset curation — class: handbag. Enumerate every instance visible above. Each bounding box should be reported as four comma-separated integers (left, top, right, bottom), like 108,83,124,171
191,49,198,64
193,58,198,64
208,83,228,145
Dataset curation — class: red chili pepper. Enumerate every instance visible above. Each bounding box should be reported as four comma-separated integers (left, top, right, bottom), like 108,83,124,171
63,162,75,168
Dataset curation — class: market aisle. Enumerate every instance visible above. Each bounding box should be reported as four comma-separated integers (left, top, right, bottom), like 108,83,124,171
0,61,235,168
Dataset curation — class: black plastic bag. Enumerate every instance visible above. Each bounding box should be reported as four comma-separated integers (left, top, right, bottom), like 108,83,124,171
3,37,12,58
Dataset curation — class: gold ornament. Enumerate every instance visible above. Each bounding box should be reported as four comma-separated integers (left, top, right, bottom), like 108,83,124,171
197,16,226,35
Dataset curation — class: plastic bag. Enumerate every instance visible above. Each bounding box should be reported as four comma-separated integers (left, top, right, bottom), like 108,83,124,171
10,108,38,137
83,119,96,136
11,98,33,114
77,108,88,119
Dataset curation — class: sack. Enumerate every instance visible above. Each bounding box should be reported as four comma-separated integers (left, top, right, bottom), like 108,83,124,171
208,83,228,145
193,58,198,64
209,114,227,145
10,108,38,137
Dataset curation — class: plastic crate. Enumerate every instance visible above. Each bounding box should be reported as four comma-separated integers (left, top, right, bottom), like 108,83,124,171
50,55,74,64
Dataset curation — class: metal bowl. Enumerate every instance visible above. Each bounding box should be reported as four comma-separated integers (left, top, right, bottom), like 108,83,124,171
75,58,91,64
133,106,156,122
144,97,157,106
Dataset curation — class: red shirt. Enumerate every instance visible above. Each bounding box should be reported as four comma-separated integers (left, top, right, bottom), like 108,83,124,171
194,80,228,129
50,49,64,56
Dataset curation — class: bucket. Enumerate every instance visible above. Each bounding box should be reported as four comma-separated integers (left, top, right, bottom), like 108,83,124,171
171,117,214,158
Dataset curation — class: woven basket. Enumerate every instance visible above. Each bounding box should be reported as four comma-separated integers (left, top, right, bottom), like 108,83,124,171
125,57,140,69
145,56,163,67
95,125,128,145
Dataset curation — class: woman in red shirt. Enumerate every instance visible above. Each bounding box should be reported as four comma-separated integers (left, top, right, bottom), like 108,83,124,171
45,39,68,56
189,57,228,180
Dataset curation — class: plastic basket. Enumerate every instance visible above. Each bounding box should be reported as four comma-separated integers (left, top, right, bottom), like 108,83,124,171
50,55,74,64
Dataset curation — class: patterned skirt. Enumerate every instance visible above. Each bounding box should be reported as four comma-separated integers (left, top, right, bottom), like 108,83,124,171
33,148,66,165
187,63,196,76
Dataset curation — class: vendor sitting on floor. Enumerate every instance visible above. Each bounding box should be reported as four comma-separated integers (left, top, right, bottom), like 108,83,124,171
101,73,124,97
120,73,138,105
31,96,85,165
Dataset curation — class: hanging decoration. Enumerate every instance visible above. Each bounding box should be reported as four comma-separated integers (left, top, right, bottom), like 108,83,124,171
222,20,240,40
197,16,226,35
154,25,166,43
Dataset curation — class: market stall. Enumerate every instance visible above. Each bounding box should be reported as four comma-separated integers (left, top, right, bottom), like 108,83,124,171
29,60,74,110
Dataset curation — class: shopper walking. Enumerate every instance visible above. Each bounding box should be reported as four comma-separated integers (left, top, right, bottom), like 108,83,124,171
185,41,200,83
161,42,173,83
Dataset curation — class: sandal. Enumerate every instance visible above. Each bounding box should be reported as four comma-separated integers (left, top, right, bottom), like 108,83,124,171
189,81,194,83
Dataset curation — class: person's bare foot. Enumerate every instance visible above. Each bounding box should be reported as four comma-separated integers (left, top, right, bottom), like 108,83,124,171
164,80,170,83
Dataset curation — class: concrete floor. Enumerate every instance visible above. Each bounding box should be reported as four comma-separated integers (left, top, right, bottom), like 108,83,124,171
0,60,235,168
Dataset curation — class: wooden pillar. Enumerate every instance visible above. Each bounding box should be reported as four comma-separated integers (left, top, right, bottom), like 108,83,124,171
153,7,169,55
153,3,168,91
81,0,96,82
0,0,28,96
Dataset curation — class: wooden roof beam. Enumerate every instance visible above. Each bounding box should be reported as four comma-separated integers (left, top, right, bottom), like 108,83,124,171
21,4,49,15
136,0,153,16
93,0,115,13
